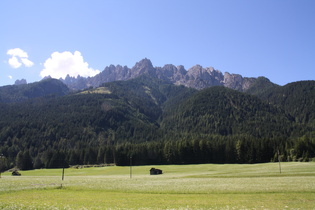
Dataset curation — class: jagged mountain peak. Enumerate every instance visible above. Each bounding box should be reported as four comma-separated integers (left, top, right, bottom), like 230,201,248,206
176,65,186,72
15,79,27,85
188,64,203,70
133,58,153,68
58,58,272,91
131,58,156,77
187,65,217,76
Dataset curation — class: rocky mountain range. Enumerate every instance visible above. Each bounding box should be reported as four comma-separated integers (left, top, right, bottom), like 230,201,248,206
60,58,262,91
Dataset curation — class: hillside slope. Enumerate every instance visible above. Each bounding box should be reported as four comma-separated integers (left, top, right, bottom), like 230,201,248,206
0,78,69,103
161,86,293,138
250,80,315,124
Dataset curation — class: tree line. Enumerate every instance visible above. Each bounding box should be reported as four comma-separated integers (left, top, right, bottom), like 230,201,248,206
1,133,314,171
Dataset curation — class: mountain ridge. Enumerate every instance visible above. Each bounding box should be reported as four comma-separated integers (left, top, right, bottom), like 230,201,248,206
0,78,69,103
59,58,269,91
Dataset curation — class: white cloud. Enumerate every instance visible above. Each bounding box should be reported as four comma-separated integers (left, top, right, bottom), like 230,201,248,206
7,48,34,68
8,75,13,79
21,58,34,67
40,51,100,79
8,56,22,68
7,48,28,57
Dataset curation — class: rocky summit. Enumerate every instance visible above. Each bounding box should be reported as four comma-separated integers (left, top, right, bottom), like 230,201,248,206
60,58,262,91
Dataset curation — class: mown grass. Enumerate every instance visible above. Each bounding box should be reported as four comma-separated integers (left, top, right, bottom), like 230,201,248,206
0,162,314,209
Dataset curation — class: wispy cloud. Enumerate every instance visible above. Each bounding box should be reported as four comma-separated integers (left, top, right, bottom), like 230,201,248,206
40,51,100,79
8,75,13,79
7,48,34,68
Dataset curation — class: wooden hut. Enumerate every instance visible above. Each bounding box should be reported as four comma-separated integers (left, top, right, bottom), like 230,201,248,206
150,168,162,175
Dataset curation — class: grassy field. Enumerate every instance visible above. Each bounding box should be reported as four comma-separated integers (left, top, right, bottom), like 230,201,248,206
0,162,314,209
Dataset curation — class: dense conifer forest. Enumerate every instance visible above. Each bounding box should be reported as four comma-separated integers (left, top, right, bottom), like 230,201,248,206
0,77,314,170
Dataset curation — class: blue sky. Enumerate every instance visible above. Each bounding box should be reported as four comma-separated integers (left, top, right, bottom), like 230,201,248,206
1,0,314,86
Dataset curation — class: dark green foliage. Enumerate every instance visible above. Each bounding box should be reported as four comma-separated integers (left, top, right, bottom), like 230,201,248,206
162,86,293,138
0,76,314,168
0,155,8,172
250,80,315,124
16,150,33,170
112,136,283,165
245,76,279,96
0,78,70,103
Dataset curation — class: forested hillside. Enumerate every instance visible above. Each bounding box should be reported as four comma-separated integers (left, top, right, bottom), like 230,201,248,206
162,86,293,138
252,81,315,125
0,76,314,170
0,79,70,103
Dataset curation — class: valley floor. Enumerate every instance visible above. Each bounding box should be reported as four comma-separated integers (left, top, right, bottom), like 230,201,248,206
0,162,314,209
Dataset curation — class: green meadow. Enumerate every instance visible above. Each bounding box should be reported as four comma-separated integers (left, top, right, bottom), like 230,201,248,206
0,162,314,209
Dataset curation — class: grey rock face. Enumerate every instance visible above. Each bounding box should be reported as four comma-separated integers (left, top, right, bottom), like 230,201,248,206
14,79,27,85
131,58,156,78
60,58,258,91
223,72,256,91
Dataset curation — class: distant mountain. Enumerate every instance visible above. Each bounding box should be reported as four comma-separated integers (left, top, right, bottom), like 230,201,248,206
0,78,70,103
60,58,266,91
14,79,27,85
